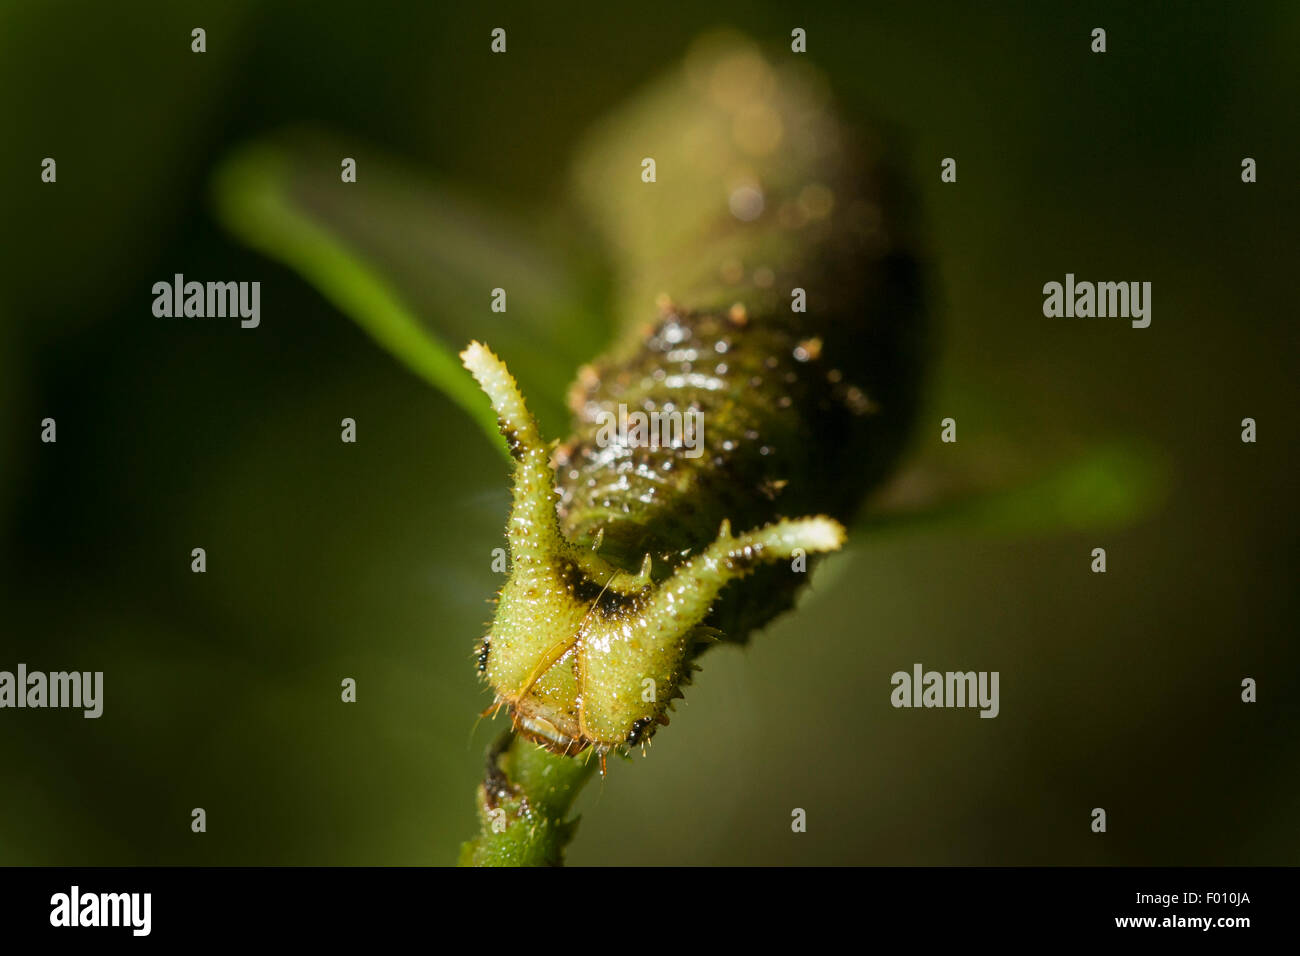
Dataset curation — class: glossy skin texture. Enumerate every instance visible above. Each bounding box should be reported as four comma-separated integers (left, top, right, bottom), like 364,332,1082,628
465,36,926,759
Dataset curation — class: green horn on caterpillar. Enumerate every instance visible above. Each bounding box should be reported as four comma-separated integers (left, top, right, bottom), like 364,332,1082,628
461,341,845,769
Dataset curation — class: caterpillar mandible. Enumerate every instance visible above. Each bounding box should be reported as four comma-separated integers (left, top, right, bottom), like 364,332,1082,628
465,34,928,767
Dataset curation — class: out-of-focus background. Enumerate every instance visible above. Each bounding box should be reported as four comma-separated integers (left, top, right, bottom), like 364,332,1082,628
1,0,1296,864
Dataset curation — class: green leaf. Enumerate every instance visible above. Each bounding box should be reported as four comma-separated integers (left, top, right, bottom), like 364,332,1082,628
857,440,1167,540
211,133,611,451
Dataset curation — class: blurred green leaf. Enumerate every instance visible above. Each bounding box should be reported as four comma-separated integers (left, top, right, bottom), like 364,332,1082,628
859,441,1166,539
212,134,611,450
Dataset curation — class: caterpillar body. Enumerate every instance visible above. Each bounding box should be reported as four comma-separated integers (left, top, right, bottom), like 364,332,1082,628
464,35,927,764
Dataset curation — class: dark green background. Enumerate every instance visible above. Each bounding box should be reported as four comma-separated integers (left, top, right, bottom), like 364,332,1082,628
1,0,1296,864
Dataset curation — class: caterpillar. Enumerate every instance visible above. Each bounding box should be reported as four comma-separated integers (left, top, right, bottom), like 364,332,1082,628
464,34,927,768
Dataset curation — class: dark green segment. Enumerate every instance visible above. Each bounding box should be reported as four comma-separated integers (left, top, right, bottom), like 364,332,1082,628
556,40,930,642
554,177,928,642
556,270,925,644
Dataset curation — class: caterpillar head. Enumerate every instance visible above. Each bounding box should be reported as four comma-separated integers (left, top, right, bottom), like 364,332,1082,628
462,342,845,766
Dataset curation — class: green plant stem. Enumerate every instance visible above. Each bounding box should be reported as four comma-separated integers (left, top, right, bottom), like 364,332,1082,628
458,730,598,866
